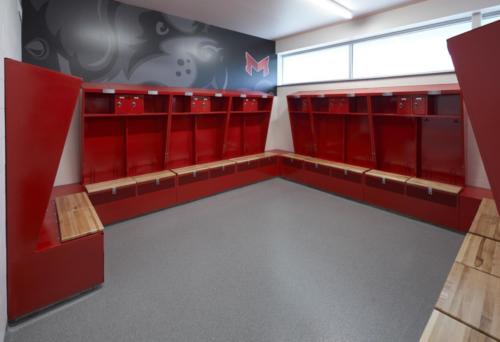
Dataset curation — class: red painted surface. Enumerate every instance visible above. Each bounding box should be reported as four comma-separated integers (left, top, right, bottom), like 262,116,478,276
287,86,465,185
5,59,103,321
83,84,273,184
448,21,500,207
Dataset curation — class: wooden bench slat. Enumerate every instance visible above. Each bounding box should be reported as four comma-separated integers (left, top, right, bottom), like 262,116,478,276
456,234,500,278
55,192,104,242
282,153,369,174
133,170,176,184
365,170,410,183
230,152,279,164
469,199,500,242
420,310,495,342
407,178,462,195
435,262,500,340
85,177,136,194
172,160,236,176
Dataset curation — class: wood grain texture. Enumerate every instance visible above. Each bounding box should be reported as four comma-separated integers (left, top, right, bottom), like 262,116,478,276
230,152,279,164
172,160,236,176
470,199,500,242
407,178,463,195
55,192,104,242
420,310,495,342
457,234,500,278
283,153,369,174
85,177,136,194
366,169,410,183
133,170,176,184
436,262,500,340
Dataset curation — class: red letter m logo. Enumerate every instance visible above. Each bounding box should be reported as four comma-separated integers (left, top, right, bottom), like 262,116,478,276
245,52,270,77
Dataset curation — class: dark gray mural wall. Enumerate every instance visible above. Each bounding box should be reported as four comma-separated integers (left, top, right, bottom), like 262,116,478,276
22,0,277,94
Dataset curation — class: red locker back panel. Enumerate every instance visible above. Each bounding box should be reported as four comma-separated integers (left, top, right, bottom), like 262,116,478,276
448,22,500,206
196,115,225,163
244,114,268,155
5,59,82,253
84,118,126,183
127,117,165,175
314,115,344,161
345,116,373,167
420,118,464,185
225,114,244,158
374,116,417,176
290,112,315,156
168,116,195,168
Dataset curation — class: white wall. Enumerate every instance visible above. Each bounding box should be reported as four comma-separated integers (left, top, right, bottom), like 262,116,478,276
0,0,22,338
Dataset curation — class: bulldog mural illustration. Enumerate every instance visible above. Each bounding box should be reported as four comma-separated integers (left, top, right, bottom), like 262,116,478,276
22,0,277,94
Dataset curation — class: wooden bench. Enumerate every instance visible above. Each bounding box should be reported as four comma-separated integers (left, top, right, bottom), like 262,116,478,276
456,233,500,277
407,178,463,196
420,310,495,342
469,199,500,241
133,170,176,184
229,151,279,164
55,192,103,242
172,160,236,176
365,169,410,184
85,177,137,195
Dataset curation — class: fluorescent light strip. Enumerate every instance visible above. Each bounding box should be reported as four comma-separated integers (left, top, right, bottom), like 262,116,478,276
311,0,353,19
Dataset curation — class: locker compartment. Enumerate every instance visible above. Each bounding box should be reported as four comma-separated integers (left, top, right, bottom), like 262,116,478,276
406,184,458,207
178,170,210,185
365,175,406,194
191,96,211,113
283,157,303,169
237,159,260,171
260,156,277,167
210,164,236,178
115,95,144,114
85,93,114,114
428,94,462,116
127,117,165,176
412,95,428,115
168,116,195,168
136,177,175,195
172,95,191,113
144,95,169,113
288,97,309,112
304,162,331,176
330,168,363,183
88,184,137,206
329,97,349,113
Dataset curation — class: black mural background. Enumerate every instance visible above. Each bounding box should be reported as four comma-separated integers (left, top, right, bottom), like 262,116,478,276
22,0,277,94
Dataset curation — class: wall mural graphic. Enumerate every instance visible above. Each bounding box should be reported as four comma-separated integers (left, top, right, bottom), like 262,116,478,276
22,0,277,94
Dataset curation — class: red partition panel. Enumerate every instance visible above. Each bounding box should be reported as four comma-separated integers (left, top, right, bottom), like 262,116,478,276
290,112,315,156
314,115,343,161
345,116,373,168
127,117,165,175
420,118,464,185
168,116,195,168
374,116,417,176
83,118,126,183
244,114,268,155
448,21,500,207
196,115,225,163
225,114,244,158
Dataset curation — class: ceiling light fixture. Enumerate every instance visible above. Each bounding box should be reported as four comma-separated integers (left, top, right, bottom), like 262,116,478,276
311,0,353,19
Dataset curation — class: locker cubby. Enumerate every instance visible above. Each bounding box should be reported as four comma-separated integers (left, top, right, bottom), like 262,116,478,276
428,94,462,116
311,97,330,112
288,97,309,112
345,116,373,167
144,95,169,113
225,114,244,158
349,97,369,113
374,116,417,176
167,115,195,168
372,95,412,114
314,114,343,161
243,114,268,155
195,115,225,163
115,95,144,114
83,118,126,183
290,112,315,156
210,96,229,112
258,98,273,111
172,95,192,113
127,117,166,175
84,93,114,114
419,118,464,185
231,97,266,112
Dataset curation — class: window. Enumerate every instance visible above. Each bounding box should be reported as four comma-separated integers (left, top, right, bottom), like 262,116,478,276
281,45,350,85
483,12,500,25
279,17,475,85
352,21,471,79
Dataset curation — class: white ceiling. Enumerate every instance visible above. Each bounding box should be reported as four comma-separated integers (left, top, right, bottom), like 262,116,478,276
118,0,422,40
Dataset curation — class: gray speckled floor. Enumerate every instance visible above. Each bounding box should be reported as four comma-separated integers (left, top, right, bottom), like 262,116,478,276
6,179,463,342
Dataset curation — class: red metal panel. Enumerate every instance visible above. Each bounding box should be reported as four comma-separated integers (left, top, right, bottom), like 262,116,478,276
83,118,126,183
127,117,165,175
225,114,244,158
115,95,144,114
373,116,417,176
290,112,315,156
345,116,373,168
420,118,464,185
243,114,268,155
196,115,225,163
314,115,344,161
448,21,500,207
168,115,195,168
